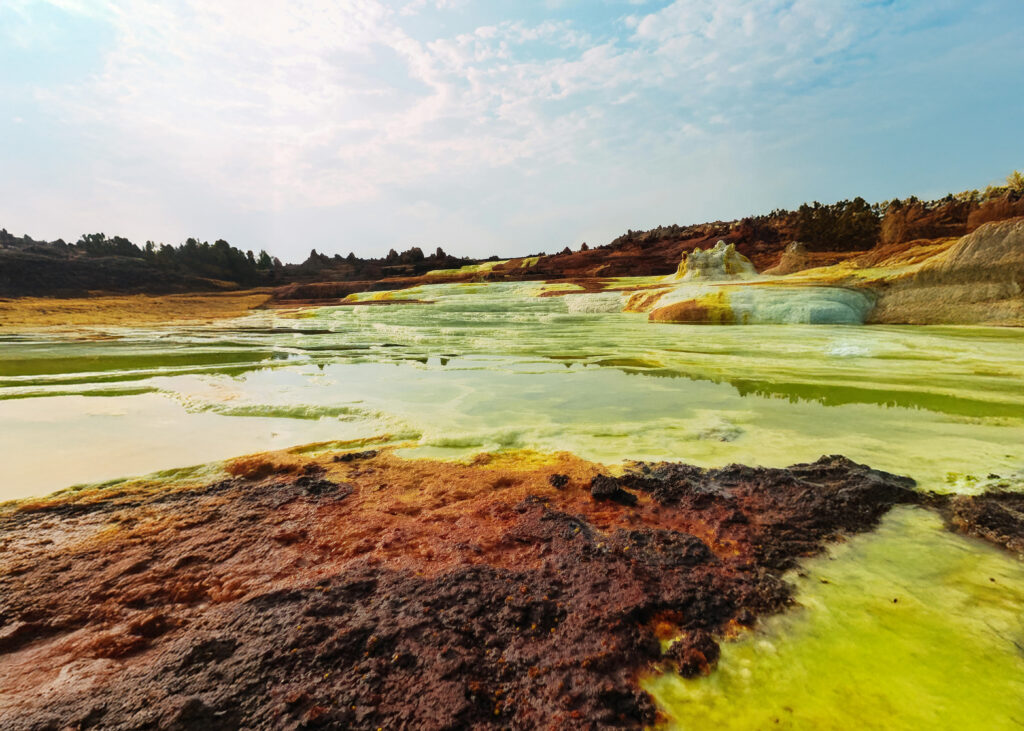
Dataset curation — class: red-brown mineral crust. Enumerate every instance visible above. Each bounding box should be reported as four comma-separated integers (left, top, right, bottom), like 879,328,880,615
940,490,1024,559
0,451,921,729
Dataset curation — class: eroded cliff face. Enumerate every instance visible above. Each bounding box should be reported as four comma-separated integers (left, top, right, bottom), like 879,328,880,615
869,217,1024,326
967,194,1024,232
879,199,975,245
1,449,925,729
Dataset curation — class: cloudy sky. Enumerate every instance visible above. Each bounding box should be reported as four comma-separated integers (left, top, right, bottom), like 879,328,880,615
2,0,1023,261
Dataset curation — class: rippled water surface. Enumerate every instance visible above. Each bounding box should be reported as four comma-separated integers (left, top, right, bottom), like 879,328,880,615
2,281,1023,500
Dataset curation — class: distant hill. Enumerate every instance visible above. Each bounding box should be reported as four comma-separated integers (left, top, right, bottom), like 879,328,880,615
3,171,1021,297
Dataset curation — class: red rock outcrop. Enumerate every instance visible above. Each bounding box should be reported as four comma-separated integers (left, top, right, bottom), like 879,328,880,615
967,193,1024,231
879,199,975,245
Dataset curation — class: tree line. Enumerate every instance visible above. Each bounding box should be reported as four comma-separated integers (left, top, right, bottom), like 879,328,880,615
76,234,279,285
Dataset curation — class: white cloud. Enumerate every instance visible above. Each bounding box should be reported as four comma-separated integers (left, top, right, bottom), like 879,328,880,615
28,0,902,214
400,0,465,16
7,0,1012,258
36,1,610,211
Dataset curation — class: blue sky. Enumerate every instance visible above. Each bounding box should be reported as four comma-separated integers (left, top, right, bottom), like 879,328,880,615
2,0,1023,261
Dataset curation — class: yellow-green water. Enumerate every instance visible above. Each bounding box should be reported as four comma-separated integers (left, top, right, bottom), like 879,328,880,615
644,507,1024,730
2,282,1021,499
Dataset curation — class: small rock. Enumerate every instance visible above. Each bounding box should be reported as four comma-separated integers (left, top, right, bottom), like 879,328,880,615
0,621,42,654
548,474,569,489
665,629,721,677
334,450,379,463
590,475,638,506
296,476,354,499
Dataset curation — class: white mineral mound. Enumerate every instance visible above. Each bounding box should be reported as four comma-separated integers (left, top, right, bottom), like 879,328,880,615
666,240,758,282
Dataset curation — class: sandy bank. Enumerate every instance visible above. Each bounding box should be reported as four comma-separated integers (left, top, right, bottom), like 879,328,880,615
0,290,273,331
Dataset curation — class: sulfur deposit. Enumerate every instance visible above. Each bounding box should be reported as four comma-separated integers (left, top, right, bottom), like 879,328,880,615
665,241,758,282
646,285,874,325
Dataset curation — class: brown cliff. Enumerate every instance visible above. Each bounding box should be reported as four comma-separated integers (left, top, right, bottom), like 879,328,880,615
869,217,1024,325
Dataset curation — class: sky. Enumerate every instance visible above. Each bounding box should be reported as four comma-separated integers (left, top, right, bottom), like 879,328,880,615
2,0,1023,262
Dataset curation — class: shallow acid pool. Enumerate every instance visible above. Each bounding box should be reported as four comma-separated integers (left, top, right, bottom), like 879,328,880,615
1,281,1022,500
644,507,1024,730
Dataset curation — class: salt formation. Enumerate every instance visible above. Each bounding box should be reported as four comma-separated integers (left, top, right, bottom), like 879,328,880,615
647,285,875,325
764,241,811,275
648,240,873,324
667,240,758,282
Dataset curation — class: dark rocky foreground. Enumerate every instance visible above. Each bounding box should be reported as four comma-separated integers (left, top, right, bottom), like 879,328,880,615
939,490,1024,558
0,450,1018,729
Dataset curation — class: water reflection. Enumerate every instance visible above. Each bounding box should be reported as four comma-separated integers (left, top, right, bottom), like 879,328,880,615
0,281,1022,498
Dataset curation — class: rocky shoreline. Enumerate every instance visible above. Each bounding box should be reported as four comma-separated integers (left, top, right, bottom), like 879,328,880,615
1,449,1019,729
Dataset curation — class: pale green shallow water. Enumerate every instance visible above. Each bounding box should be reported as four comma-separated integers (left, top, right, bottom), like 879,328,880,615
1,281,1023,726
2,281,1021,499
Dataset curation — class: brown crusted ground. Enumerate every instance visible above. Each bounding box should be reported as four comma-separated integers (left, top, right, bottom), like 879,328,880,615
940,491,1024,559
0,450,927,729
536,280,668,299
270,275,669,308
271,279,451,301
0,291,272,331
